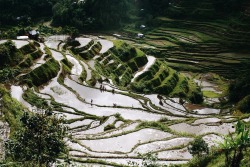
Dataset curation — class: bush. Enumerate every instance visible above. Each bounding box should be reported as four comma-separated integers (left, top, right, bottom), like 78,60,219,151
237,95,250,113
229,70,250,103
0,40,23,68
189,91,204,104
188,137,209,157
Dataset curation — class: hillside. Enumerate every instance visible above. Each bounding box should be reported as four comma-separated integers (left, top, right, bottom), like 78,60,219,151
0,0,250,166
0,34,248,166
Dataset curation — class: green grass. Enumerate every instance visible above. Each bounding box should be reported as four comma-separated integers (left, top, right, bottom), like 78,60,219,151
137,121,173,133
170,74,188,97
0,40,24,68
112,40,125,48
187,147,250,167
203,91,221,98
22,89,49,109
22,58,60,86
0,85,24,136
94,41,148,88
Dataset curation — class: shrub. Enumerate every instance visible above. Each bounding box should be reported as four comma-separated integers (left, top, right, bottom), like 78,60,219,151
0,40,23,68
237,95,250,113
189,91,204,104
188,137,209,157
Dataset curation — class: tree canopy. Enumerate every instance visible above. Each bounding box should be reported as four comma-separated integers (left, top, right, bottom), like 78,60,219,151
0,0,248,28
5,111,68,167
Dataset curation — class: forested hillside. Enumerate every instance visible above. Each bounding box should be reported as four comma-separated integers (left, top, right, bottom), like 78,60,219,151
1,0,249,28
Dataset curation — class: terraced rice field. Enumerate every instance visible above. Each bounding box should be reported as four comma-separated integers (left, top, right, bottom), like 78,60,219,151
2,36,249,167
124,17,250,79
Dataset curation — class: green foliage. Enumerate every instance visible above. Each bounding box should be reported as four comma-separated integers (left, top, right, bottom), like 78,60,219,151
52,0,88,28
130,59,202,103
22,89,49,109
237,95,250,113
19,50,43,68
188,137,209,157
19,43,36,55
229,70,250,103
0,40,23,68
104,124,116,131
61,58,73,70
189,91,204,104
0,27,21,39
0,67,20,83
0,0,56,25
78,42,102,60
5,111,68,167
52,0,131,29
61,26,79,38
94,41,147,88
218,120,250,167
0,85,23,134
187,152,223,167
18,55,34,68
22,58,60,86
137,121,171,132
213,0,244,14
136,0,170,16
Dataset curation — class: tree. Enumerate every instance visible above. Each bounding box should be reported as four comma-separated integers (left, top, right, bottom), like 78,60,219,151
5,110,68,167
219,120,250,167
188,137,209,157
89,0,131,28
228,69,250,103
136,0,170,17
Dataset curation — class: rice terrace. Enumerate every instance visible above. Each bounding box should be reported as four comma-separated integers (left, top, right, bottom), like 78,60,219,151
0,0,250,166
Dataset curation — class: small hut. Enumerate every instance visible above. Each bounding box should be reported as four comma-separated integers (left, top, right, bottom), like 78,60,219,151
28,30,39,40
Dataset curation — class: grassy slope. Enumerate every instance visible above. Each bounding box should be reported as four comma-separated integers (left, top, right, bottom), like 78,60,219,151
0,85,24,136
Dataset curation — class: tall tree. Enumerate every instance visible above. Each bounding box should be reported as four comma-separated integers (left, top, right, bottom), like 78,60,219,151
5,111,68,167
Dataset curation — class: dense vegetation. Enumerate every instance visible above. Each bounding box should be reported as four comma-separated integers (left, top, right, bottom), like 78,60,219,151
229,70,250,113
0,0,250,166
1,0,249,29
5,111,68,167
0,0,56,25
0,41,23,68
